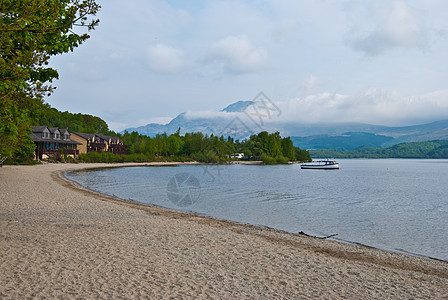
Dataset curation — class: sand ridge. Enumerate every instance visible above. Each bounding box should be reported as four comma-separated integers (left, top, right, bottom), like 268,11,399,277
1,163,448,298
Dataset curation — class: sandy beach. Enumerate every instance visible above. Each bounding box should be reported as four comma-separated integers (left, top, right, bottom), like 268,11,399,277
1,163,447,299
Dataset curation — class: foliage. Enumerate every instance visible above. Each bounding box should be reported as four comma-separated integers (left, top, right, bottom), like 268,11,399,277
295,147,312,162
78,152,191,164
36,104,110,134
119,130,311,164
0,0,100,159
309,140,448,159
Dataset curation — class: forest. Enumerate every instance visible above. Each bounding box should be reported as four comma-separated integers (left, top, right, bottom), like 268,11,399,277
79,130,312,164
120,130,310,163
37,104,110,134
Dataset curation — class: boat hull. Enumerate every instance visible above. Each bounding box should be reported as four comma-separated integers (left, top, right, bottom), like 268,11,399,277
300,164,339,170
301,159,340,170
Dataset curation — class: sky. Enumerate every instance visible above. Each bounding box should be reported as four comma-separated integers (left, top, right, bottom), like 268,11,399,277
48,0,448,132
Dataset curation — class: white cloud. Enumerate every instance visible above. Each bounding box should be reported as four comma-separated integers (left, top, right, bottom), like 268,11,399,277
350,1,427,55
145,43,185,73
170,87,448,128
209,35,268,74
278,88,448,126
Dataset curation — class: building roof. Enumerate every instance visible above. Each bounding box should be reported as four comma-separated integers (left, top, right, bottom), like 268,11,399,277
42,129,126,145
31,126,49,133
71,132,96,140
48,127,61,134
59,128,69,135
29,133,82,145
95,133,112,141
72,132,123,143
30,127,82,145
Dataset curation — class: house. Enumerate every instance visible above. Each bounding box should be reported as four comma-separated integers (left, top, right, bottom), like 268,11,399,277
30,126,129,160
71,132,128,155
30,126,82,160
70,132,89,154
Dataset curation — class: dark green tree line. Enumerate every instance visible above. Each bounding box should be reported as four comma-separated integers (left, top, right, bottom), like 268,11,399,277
117,130,311,164
35,104,110,134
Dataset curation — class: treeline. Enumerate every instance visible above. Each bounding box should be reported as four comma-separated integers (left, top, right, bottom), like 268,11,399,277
80,130,311,164
309,140,448,159
2,103,112,162
121,130,311,163
36,104,110,134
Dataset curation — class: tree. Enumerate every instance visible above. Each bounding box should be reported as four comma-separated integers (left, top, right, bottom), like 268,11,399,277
281,137,296,160
295,147,312,162
1,0,100,159
267,131,282,158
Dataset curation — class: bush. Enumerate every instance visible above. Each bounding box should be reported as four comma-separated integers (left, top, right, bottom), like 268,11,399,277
260,154,276,164
64,156,78,163
275,156,290,164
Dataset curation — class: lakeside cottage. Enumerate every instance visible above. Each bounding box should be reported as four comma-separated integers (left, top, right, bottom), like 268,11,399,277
71,132,128,155
30,126,82,160
30,127,128,160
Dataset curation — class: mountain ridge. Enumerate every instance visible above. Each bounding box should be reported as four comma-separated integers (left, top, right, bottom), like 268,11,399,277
123,101,448,149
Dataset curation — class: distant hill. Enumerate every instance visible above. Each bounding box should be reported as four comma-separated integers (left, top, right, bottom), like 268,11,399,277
123,101,448,149
291,132,394,151
309,140,448,159
289,120,448,150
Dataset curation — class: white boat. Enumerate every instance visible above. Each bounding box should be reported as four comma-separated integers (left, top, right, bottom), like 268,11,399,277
301,159,339,170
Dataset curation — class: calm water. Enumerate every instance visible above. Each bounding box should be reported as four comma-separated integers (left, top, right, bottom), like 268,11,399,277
66,159,448,261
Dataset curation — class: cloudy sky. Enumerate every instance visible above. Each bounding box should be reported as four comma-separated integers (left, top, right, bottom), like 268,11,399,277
48,0,448,131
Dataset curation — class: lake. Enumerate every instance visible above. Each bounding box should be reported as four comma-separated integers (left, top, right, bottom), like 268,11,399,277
66,159,448,261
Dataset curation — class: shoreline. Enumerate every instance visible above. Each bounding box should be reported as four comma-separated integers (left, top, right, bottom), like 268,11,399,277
1,163,448,298
59,163,448,268
62,163,445,263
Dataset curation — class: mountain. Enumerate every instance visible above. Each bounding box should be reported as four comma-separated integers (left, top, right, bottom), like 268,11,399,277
123,101,448,149
309,140,448,159
288,121,448,149
220,101,254,112
124,112,233,137
124,100,255,138
371,120,448,143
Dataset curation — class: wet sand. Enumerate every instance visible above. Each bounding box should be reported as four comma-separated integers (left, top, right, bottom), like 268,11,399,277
1,163,447,298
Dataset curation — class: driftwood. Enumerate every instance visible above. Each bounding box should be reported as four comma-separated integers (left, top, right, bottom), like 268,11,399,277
298,231,338,239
